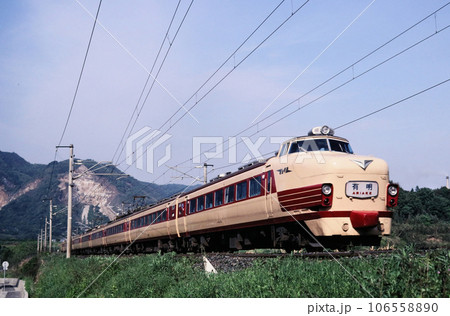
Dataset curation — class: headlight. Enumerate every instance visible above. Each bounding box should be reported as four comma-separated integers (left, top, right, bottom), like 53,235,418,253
308,125,335,136
321,125,331,135
388,185,398,196
322,184,332,196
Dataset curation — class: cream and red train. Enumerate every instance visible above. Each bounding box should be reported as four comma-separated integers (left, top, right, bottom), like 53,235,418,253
64,126,398,254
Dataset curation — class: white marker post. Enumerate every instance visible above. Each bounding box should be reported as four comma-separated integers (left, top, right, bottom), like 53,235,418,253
2,261,8,292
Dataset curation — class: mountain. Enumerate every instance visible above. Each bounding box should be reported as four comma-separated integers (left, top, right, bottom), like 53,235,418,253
0,150,186,240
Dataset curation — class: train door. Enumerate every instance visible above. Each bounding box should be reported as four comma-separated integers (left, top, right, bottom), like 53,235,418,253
166,206,172,238
178,201,186,218
124,221,131,243
176,201,185,237
169,205,176,220
265,170,274,218
102,229,106,247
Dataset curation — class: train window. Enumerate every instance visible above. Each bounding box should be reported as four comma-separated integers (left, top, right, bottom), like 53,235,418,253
329,139,353,154
266,172,271,193
189,199,196,214
215,189,223,207
292,139,329,153
157,211,162,223
279,143,288,156
150,213,155,224
205,192,214,209
289,142,299,153
197,196,205,211
161,210,167,221
249,176,262,197
225,185,235,204
236,181,247,201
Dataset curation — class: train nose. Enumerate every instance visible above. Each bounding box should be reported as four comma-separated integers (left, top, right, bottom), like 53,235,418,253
350,211,379,228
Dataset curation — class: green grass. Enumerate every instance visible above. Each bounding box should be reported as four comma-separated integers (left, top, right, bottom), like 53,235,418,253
30,247,449,298
383,221,450,249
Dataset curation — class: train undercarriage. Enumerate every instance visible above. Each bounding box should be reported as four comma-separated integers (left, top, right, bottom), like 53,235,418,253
73,222,382,255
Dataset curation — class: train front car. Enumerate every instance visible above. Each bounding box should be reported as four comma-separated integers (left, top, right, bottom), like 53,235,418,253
271,125,398,250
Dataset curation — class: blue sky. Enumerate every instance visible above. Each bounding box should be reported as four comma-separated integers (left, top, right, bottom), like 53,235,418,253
1,0,449,190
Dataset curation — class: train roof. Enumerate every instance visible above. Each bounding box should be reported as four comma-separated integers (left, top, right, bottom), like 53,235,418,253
281,125,349,145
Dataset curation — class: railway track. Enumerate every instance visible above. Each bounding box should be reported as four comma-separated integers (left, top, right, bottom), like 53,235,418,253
217,249,395,259
193,249,396,273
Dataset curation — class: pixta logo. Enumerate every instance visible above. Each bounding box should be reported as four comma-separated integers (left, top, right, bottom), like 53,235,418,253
126,127,172,173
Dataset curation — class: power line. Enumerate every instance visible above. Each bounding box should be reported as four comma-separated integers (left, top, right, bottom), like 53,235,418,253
57,0,103,147
63,1,195,225
113,0,196,166
334,77,450,130
251,0,377,123
252,1,450,126
115,0,289,170
160,0,288,128
45,0,102,200
111,0,184,164
120,0,311,174
159,0,310,133
183,12,450,170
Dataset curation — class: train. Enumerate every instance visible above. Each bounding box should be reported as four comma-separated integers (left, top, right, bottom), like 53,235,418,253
62,125,398,254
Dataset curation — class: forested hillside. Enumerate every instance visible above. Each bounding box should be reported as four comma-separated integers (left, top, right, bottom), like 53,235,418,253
394,187,450,223
0,150,185,240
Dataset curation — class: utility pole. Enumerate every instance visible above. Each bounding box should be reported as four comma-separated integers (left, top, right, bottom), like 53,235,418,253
44,217,47,251
49,199,53,253
39,229,43,252
446,176,449,189
196,163,214,184
57,144,74,258
37,234,40,253
42,198,55,253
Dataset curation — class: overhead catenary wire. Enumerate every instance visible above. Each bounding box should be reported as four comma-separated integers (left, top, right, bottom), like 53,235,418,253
119,0,311,174
58,0,103,147
334,77,450,130
157,0,310,132
111,0,188,164
112,0,287,167
251,0,377,123
74,0,190,119
44,0,103,200
55,1,195,232
157,0,288,129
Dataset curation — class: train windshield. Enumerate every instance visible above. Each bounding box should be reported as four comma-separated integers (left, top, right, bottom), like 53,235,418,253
329,139,353,154
288,138,353,154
